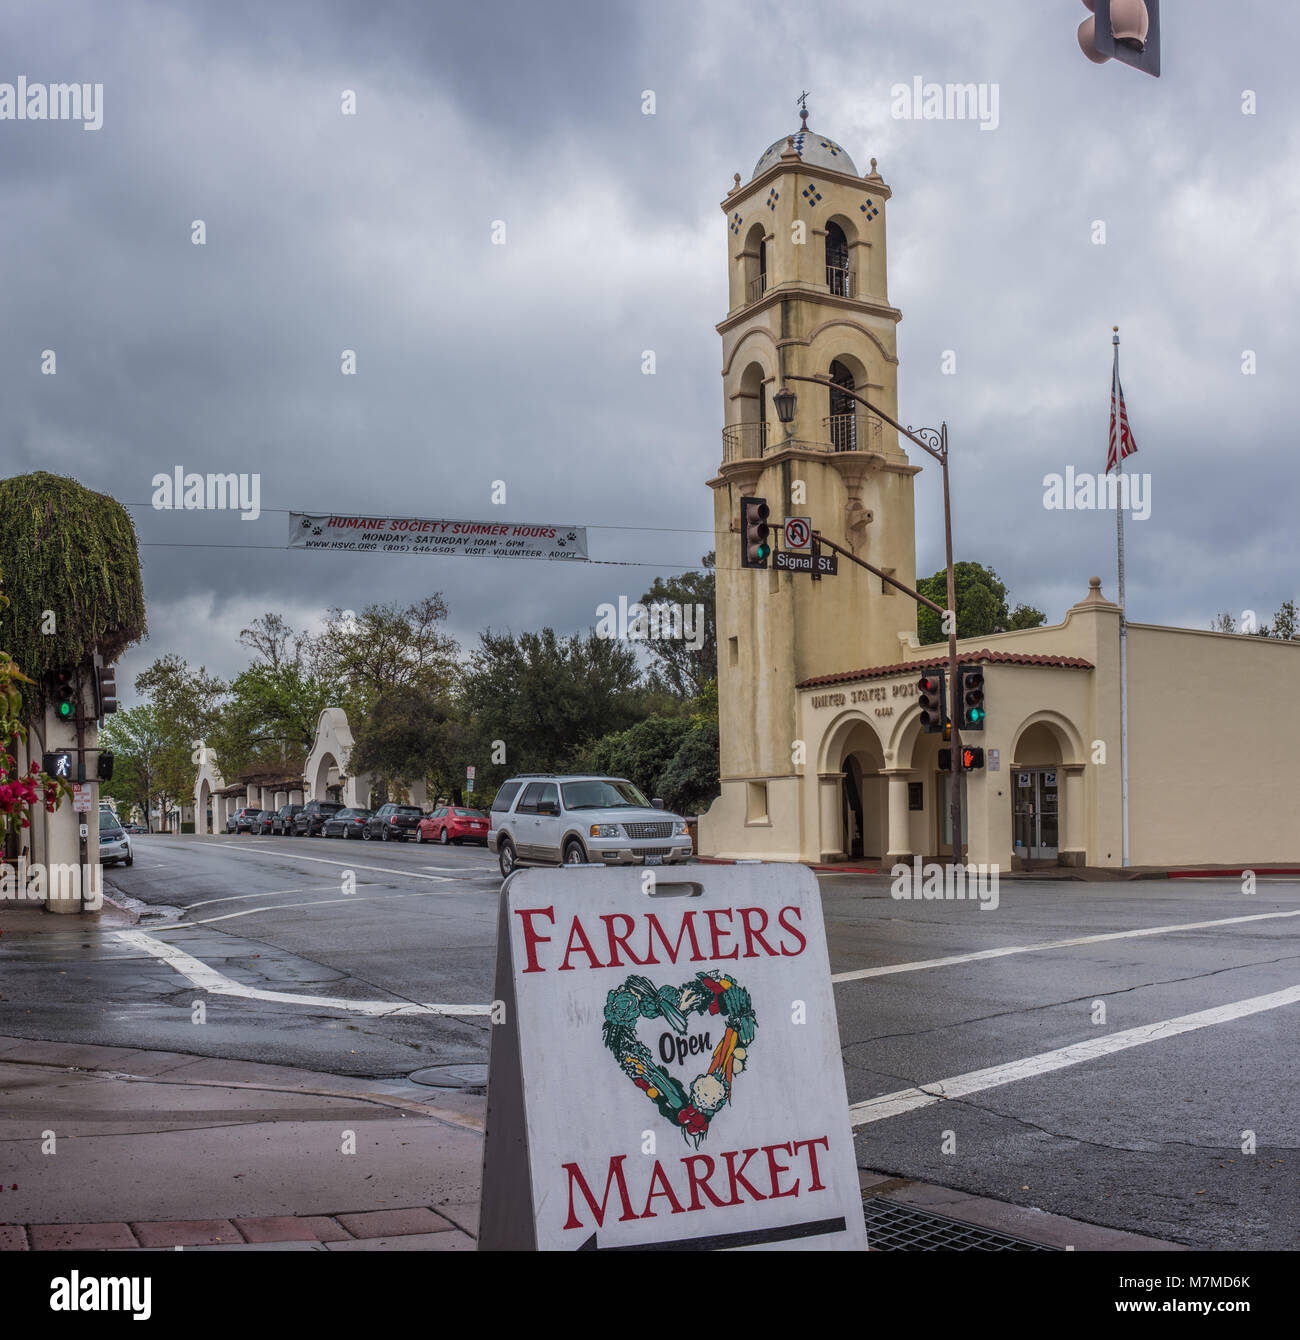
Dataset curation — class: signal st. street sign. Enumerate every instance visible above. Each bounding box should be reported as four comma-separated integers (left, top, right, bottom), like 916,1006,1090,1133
774,550,837,575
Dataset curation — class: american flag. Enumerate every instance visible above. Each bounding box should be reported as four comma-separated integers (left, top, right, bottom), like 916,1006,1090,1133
1106,362,1138,473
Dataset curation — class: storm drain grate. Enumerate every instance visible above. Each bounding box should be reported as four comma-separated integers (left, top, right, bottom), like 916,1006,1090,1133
864,1198,1058,1251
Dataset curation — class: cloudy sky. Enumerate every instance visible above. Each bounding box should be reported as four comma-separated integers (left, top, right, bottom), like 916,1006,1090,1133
3,0,1296,703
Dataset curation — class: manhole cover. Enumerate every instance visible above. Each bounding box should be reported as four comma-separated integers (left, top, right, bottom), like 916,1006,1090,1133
864,1198,1057,1251
408,1063,488,1091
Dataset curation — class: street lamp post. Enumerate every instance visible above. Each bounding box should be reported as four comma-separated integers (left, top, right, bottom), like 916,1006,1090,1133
773,376,964,865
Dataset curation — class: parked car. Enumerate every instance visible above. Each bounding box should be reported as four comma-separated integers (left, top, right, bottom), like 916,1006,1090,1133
272,804,303,835
99,809,134,867
293,800,344,836
125,823,148,834
415,806,490,846
228,806,261,834
488,774,691,878
365,803,423,841
321,807,372,839
252,810,277,835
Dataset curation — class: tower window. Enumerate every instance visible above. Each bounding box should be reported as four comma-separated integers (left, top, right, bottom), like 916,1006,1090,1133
829,359,858,452
826,221,852,297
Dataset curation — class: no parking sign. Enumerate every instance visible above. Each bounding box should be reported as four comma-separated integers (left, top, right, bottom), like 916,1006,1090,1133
479,864,866,1251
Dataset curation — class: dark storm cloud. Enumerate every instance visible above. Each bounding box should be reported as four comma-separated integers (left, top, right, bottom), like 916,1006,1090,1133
0,1,1295,699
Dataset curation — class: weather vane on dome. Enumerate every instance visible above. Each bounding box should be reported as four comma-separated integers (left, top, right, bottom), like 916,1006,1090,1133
796,91,811,130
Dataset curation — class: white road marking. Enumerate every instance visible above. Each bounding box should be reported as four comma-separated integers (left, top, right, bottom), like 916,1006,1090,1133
831,908,1300,983
186,885,339,910
849,982,1300,1126
146,888,466,929
211,841,456,882
117,929,493,1016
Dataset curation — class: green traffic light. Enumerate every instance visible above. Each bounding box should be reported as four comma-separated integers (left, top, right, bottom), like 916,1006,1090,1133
58,701,74,719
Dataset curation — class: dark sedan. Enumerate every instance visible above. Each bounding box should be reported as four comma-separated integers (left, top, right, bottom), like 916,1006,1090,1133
321,807,373,839
365,803,423,841
252,810,277,834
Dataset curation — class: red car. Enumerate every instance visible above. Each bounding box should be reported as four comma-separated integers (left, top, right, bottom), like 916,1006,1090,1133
415,806,491,846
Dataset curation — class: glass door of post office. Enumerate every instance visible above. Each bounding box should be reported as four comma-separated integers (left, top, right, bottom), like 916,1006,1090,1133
1013,769,1058,860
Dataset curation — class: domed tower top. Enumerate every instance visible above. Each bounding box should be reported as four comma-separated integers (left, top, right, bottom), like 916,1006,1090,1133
749,96,862,180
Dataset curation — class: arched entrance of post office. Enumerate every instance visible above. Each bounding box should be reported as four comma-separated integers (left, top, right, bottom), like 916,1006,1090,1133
819,714,887,862
1010,718,1077,862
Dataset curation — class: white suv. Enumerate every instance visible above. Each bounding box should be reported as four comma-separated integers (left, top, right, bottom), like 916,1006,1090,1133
489,775,692,878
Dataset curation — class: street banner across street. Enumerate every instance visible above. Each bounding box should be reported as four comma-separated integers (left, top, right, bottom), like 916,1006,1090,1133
288,513,588,560
479,864,867,1251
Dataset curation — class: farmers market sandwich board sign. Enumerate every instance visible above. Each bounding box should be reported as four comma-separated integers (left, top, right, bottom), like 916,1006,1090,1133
479,864,866,1251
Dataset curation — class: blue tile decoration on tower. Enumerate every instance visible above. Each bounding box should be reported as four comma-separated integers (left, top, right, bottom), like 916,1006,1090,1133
730,212,743,235
801,182,822,207
859,198,879,220
766,188,779,211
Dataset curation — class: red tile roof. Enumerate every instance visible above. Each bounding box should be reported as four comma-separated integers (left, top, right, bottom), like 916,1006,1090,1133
797,649,1094,689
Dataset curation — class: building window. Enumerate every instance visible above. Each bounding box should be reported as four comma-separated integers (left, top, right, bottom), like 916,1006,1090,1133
826,221,852,296
747,781,769,824
728,636,739,667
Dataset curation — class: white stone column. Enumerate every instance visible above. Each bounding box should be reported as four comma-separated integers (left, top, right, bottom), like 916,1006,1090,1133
817,772,845,863
881,769,914,867
1061,764,1086,867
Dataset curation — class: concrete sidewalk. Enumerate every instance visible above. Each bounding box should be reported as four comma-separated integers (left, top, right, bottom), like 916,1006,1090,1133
0,1034,484,1251
0,1034,1187,1252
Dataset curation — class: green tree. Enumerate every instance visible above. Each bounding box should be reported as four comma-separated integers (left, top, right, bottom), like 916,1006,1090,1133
99,705,172,831
1266,600,1298,640
656,723,721,817
461,628,642,780
916,562,1046,645
637,553,717,698
349,685,468,802
581,716,692,793
313,596,459,711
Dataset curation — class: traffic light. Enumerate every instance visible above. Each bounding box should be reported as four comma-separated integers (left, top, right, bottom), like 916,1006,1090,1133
43,750,73,780
97,750,115,782
1079,0,1160,77
958,665,986,731
917,670,946,734
95,663,118,719
740,496,771,569
48,668,76,722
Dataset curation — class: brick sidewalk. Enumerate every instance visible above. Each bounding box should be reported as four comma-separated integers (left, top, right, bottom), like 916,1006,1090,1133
2,1206,474,1251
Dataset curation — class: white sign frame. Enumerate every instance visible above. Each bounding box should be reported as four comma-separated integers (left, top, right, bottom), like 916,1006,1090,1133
480,864,867,1252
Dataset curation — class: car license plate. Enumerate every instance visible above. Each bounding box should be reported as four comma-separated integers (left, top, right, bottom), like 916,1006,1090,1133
644,855,664,865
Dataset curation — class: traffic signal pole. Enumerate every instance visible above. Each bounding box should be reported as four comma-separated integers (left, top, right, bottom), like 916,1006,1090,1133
810,525,963,864
781,370,967,865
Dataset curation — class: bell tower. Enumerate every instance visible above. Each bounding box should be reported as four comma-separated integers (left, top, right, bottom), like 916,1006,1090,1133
704,107,919,853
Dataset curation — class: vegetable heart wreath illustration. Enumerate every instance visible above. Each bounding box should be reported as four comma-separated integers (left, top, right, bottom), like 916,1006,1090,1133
602,971,757,1147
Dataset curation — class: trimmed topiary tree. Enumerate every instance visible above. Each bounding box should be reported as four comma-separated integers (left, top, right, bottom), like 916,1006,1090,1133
0,472,147,695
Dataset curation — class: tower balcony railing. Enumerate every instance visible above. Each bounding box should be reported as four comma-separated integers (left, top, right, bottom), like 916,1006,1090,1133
720,414,886,463
823,412,883,453
826,264,854,298
748,273,768,303
721,421,771,462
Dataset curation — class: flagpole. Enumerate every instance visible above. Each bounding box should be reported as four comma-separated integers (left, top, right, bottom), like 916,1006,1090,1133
1114,326,1130,869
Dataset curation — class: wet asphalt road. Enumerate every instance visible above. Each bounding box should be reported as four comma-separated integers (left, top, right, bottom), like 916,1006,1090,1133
1,833,1296,1249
